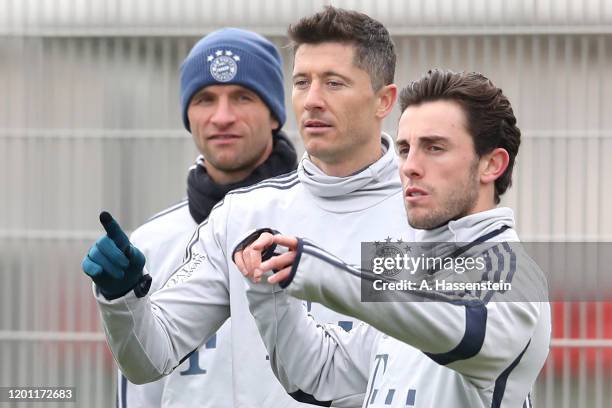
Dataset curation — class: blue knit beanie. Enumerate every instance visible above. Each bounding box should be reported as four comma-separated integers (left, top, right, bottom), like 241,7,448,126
180,28,286,132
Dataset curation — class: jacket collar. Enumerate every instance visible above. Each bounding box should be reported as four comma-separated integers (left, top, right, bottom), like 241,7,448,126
297,133,402,213
414,207,519,243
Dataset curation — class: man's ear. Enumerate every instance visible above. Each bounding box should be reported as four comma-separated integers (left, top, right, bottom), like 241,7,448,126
375,84,397,120
270,114,280,132
480,148,510,184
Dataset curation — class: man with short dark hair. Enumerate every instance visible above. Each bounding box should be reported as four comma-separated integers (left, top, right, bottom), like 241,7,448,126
287,7,395,93
235,69,550,408
83,7,416,407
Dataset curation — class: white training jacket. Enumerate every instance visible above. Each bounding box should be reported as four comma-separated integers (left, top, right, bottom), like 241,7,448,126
94,134,417,408
243,208,551,408
117,201,233,408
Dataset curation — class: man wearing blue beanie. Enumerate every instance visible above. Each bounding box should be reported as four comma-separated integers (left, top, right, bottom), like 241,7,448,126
115,28,297,408
180,28,286,132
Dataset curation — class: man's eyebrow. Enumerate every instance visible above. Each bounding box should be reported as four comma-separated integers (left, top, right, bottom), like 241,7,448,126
395,135,449,148
419,135,448,143
189,89,213,104
292,71,353,84
192,89,211,98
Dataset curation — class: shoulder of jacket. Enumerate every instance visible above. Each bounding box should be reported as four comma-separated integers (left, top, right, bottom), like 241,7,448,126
212,171,302,214
227,170,300,198
131,200,194,242
179,171,302,228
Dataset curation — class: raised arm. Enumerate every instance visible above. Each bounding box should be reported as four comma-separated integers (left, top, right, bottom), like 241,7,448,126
235,231,548,387
83,208,232,384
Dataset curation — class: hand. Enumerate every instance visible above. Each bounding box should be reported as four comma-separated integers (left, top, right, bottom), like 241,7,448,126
81,211,147,300
234,232,298,284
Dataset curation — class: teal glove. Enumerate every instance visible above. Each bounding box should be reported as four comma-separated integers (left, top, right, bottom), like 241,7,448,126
82,211,150,300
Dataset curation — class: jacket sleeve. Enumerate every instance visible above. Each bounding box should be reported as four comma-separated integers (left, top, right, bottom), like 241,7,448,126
94,200,233,384
280,238,547,386
113,227,178,406
244,273,378,407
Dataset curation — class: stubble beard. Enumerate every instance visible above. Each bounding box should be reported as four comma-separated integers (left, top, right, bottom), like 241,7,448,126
202,141,270,180
406,162,480,230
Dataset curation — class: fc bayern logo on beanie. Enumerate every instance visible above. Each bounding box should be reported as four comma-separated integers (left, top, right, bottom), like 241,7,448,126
208,50,241,82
